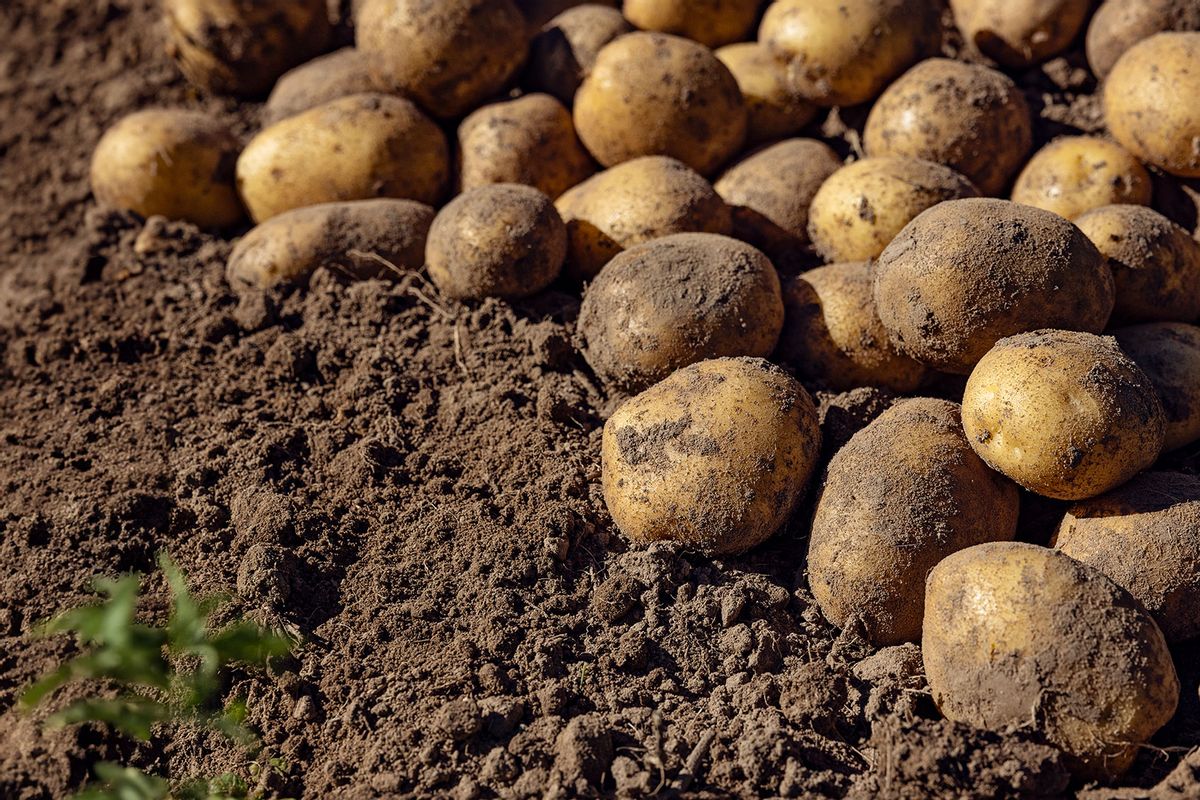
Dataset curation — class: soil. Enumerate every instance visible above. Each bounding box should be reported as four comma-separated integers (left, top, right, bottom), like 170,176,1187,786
1,2,1198,799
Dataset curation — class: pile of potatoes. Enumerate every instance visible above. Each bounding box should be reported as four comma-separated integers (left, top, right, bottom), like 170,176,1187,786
88,0,1200,785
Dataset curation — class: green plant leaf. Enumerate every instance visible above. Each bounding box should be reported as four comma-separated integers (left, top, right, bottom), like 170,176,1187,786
49,696,173,741
72,763,168,800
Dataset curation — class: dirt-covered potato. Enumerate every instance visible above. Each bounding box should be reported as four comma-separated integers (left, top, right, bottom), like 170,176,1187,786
601,357,820,555
1113,323,1200,452
962,330,1165,500
578,233,783,391
163,0,331,97
776,263,929,392
1087,0,1200,79
263,48,386,125
759,0,938,107
715,43,817,145
1074,205,1200,325
1010,137,1152,221
948,0,1091,67
808,398,1019,645
91,109,243,229
516,0,618,31
624,0,758,49
523,4,633,105
808,157,979,263
573,32,747,175
923,542,1179,779
236,94,449,224
864,59,1032,196
226,199,434,290
426,184,566,300
1104,33,1200,178
555,156,731,281
874,199,1114,374
357,0,528,119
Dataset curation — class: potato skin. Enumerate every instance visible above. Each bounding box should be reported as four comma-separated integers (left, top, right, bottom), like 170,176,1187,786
226,199,434,290
874,199,1114,374
923,542,1179,780
623,0,759,49
516,0,618,31
578,233,783,392
949,0,1091,67
962,330,1165,501
1087,0,1200,79
808,399,1018,645
1074,205,1200,325
715,44,817,146
574,32,747,176
1104,32,1200,178
601,357,820,555
1011,137,1152,221
523,4,633,105
1113,322,1200,452
263,48,386,125
236,94,449,224
90,109,243,229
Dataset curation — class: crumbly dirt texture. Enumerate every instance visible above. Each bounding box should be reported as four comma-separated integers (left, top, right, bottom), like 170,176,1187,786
1,2,1199,799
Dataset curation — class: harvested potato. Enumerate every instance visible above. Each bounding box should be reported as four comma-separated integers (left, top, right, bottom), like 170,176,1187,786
864,59,1032,196
523,4,633,105
573,32,747,175
578,233,783,391
1011,137,1152,221
226,199,434,290
516,0,618,31
1087,0,1200,79
962,330,1165,500
1104,33,1200,178
163,0,331,97
715,43,817,145
263,48,386,125
236,94,449,223
1113,323,1200,452
759,0,938,107
874,199,1114,374
1074,205,1200,325
624,0,758,49
808,157,979,263
924,542,1179,779
91,109,243,229
948,0,1091,67
601,357,820,555
458,94,595,199
556,156,731,281
357,0,528,119
426,184,566,300
809,398,1019,645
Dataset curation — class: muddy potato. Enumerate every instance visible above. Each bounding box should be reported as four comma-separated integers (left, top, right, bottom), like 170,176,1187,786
426,184,566,300
715,43,818,145
949,0,1091,67
556,156,731,281
523,4,633,105
226,199,434,289
759,0,938,107
601,357,820,555
874,199,1114,374
90,109,243,229
808,157,979,263
357,0,528,119
962,330,1165,500
574,32,747,175
1075,205,1200,325
1011,137,1152,221
1114,323,1200,452
1087,0,1200,79
236,94,449,224
624,0,758,49
263,48,386,125
578,233,783,391
809,398,1019,645
924,542,1179,779
1105,33,1200,178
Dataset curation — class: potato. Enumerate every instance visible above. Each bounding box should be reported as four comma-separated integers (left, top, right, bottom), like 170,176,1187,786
759,0,938,107
226,199,434,290
163,0,331,97
90,109,243,229
458,94,595,199
1113,323,1200,452
808,157,979,263
864,59,1032,196
601,357,820,555
1010,137,1152,221
357,0,528,119
1104,33,1200,178
523,4,633,105
948,0,1091,67
578,233,783,391
1074,205,1200,325
808,398,1019,645
624,0,758,49
516,0,618,31
263,48,386,125
923,542,1179,780
574,32,747,176
555,156,731,281
962,330,1165,501
715,43,818,145
236,94,449,224
425,184,566,300
874,199,1114,374
1087,0,1200,79
1054,471,1200,643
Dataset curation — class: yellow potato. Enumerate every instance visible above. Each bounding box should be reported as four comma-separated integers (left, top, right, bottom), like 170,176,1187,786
715,43,818,145
1011,137,1152,221
1113,322,1200,452
263,48,387,125
949,0,1091,67
1087,0,1200,79
623,0,759,49
523,4,633,105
